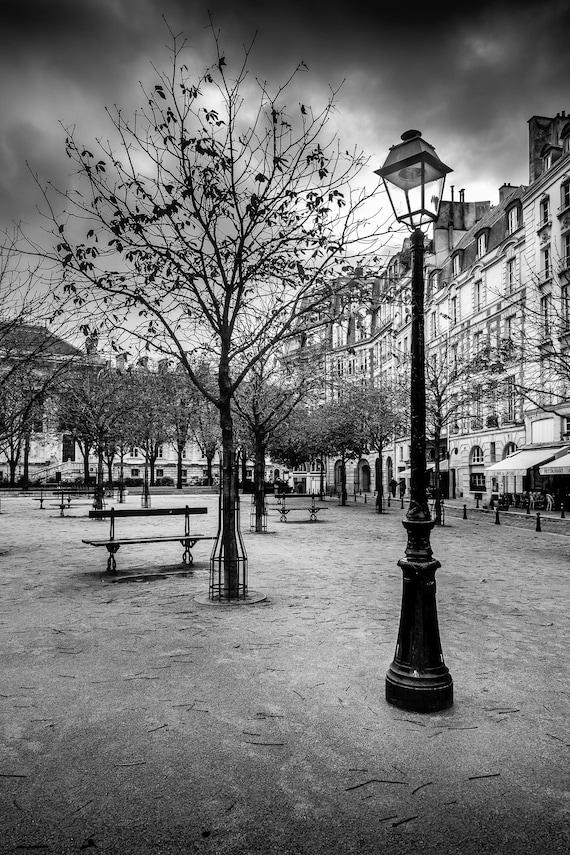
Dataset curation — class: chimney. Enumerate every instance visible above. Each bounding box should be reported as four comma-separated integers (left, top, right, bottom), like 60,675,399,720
85,334,98,355
459,189,465,202
499,183,516,203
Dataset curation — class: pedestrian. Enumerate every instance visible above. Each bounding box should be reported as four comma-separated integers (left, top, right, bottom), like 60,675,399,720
545,491,554,511
399,479,406,498
390,478,398,497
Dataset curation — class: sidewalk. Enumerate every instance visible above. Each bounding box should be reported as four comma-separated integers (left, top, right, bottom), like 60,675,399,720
1,494,568,854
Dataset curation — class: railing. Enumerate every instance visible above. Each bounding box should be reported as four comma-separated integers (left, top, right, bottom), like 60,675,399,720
29,461,83,483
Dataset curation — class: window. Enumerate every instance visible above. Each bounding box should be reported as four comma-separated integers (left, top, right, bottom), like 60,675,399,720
470,446,484,464
506,258,516,293
156,468,164,478
452,253,462,276
430,311,437,339
561,180,570,211
473,385,483,423
507,205,519,234
469,472,486,491
505,376,516,422
129,447,139,457
157,446,164,458
474,279,483,312
131,468,140,477
540,293,552,337
428,270,440,296
450,295,457,325
541,245,551,282
473,330,483,355
182,448,187,459
540,195,550,226
562,233,570,270
562,282,570,329
476,232,488,258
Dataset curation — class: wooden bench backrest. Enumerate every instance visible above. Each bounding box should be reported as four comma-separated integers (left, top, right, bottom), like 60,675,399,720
89,506,207,520
276,493,318,499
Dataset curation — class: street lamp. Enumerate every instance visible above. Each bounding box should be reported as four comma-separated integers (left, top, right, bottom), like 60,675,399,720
375,130,453,712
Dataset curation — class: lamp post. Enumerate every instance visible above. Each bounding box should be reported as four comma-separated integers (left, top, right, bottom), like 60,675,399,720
375,130,454,712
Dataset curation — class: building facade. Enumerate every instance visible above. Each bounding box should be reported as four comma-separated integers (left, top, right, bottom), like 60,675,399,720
319,111,570,505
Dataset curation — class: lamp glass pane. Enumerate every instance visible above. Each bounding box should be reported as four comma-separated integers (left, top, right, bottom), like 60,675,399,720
383,174,446,228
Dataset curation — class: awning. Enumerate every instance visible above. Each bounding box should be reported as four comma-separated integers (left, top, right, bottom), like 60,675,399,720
539,450,570,474
427,460,449,472
486,446,566,477
397,460,448,479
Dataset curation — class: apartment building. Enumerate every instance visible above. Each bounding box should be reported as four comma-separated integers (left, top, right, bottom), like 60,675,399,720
321,111,570,504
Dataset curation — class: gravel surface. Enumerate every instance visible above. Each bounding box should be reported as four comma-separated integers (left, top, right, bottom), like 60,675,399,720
1,492,568,854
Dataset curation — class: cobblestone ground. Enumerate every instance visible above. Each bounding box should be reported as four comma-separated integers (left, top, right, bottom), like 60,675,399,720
0,493,568,854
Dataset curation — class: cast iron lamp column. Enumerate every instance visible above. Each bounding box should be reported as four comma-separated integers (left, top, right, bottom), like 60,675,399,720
376,131,453,712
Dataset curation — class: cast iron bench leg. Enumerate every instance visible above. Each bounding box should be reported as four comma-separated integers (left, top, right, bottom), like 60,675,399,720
181,538,194,565
105,545,120,573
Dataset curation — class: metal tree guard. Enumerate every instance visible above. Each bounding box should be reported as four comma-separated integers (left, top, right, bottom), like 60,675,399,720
209,488,248,601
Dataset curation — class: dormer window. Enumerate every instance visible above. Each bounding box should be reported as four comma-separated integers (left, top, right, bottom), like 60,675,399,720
507,204,520,234
452,252,463,276
541,143,562,172
476,231,488,258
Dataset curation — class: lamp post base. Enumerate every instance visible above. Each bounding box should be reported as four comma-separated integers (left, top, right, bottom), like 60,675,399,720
386,663,453,712
385,518,454,713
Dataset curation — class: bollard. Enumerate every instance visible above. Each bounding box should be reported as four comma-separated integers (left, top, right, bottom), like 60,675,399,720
561,503,565,519
463,504,467,520
354,491,357,503
526,502,530,515
401,496,404,509
364,493,367,504
495,508,500,525
536,512,541,532
387,495,391,507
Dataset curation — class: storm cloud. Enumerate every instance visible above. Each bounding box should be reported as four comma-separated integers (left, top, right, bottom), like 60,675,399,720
1,0,569,241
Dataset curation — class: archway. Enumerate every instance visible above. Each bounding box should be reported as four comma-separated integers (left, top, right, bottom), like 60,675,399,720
358,458,371,492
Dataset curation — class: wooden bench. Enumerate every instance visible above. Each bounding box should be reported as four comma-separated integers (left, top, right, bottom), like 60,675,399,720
82,506,213,573
273,493,327,523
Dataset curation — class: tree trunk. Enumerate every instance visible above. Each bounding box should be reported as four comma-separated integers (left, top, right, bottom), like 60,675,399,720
253,432,266,533
94,444,105,510
376,440,384,513
22,433,31,489
205,451,214,486
433,428,442,525
176,448,183,490
219,392,240,596
341,456,347,506
8,457,17,487
78,439,90,484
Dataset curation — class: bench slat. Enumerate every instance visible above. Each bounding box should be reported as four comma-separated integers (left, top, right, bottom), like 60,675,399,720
89,507,207,519
82,535,214,546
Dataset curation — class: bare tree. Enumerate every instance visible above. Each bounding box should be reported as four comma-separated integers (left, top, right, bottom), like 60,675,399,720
234,358,315,531
31,28,385,596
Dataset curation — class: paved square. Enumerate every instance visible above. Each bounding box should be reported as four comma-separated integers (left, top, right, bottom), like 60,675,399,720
1,494,568,854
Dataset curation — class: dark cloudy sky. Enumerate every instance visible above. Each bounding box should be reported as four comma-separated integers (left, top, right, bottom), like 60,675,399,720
2,0,570,249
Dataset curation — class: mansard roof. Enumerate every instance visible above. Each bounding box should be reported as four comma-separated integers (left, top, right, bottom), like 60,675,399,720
443,185,526,278
0,322,82,358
